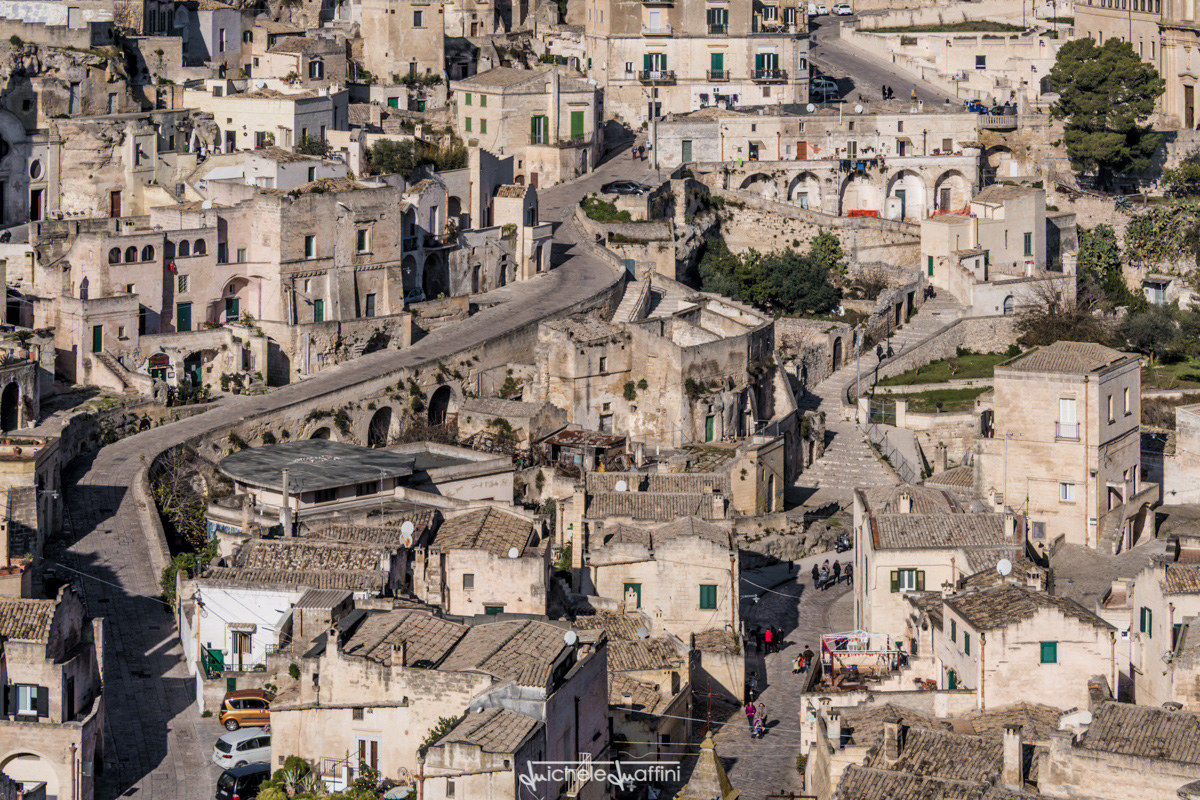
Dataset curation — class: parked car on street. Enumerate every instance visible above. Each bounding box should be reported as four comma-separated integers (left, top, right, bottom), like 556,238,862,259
213,729,272,769
218,689,272,731
965,100,989,114
833,3,853,14
215,763,271,800
811,77,839,100
600,180,650,195
816,3,828,13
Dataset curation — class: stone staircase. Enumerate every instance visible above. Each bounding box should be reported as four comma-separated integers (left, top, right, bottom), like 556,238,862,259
794,293,966,506
611,280,649,323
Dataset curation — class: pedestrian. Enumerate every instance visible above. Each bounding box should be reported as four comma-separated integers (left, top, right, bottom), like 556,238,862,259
750,625,761,651
745,699,756,726
749,672,758,698
886,342,894,358
752,715,765,739
833,561,842,583
910,87,917,100
876,343,884,363
763,626,774,653
811,563,820,585
793,652,805,674
845,562,854,585
754,704,768,738
773,626,783,650
803,645,815,669
819,564,830,589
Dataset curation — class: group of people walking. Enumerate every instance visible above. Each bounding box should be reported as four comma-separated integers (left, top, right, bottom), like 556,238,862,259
748,625,784,654
812,559,851,590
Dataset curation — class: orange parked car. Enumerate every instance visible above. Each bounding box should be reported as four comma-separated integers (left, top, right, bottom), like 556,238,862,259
218,689,272,731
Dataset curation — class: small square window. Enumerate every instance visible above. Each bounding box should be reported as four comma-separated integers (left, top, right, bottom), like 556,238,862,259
178,275,189,293
1040,641,1057,664
117,325,126,339
357,228,369,253
463,573,474,590
1060,482,1076,503
236,247,246,262
352,707,364,720
599,356,607,372
699,584,717,609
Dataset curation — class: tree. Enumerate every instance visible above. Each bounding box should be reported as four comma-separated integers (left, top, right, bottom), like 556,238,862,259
1117,306,1180,363
1164,148,1200,197
294,135,332,158
1015,281,1111,347
367,139,419,178
694,236,843,316
1048,38,1165,187
1076,224,1135,307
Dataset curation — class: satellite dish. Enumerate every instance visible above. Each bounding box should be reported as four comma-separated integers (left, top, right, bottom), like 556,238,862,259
854,103,864,114
507,546,520,559
400,520,415,536
614,480,628,492
254,79,266,89
636,626,648,639
996,558,1013,576
563,631,578,646
805,103,815,113
400,532,413,548
201,199,213,210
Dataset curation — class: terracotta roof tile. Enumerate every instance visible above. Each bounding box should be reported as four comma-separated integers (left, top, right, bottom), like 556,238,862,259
1080,701,1200,763
945,584,1113,632
872,514,1010,551
1001,341,1133,375
0,598,55,642
439,619,568,688
608,637,683,671
433,706,541,753
431,507,539,557
341,609,466,666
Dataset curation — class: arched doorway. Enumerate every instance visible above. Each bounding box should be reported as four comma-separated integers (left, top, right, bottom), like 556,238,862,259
367,407,393,447
310,427,331,439
449,196,465,229
739,173,775,197
985,146,1017,181
832,337,843,369
428,385,454,426
0,382,17,431
1002,295,1015,316
0,752,58,800
839,175,881,216
222,277,250,324
787,172,821,209
933,170,970,213
885,170,927,220
422,254,442,299
402,254,419,302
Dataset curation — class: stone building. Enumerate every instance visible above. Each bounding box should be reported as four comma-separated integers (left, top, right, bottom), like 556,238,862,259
0,587,104,800
1165,404,1200,504
269,612,609,799
921,185,1077,317
413,506,550,617
357,0,446,87
0,435,61,568
927,583,1117,710
976,342,1158,553
420,707,544,800
194,147,352,192
1125,555,1200,710
456,398,568,450
585,516,739,640
851,484,1024,641
449,68,602,186
582,0,809,124
182,81,349,152
256,34,350,89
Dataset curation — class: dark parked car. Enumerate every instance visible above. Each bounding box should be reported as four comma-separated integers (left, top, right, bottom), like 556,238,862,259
216,762,270,800
600,180,650,195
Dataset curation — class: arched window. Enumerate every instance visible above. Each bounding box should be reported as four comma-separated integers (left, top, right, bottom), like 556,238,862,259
108,247,121,264
194,239,207,255
141,245,155,262
177,240,190,257
308,60,324,80
125,246,138,262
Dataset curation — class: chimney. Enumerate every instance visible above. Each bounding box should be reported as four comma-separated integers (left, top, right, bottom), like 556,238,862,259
827,710,843,748
634,441,646,468
934,442,947,474
1002,724,1023,790
327,623,340,652
898,490,912,514
280,468,293,536
882,717,903,765
712,491,725,520
392,639,408,668
241,495,252,531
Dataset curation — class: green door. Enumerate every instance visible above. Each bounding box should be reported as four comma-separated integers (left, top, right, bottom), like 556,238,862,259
682,139,692,162
623,582,642,608
225,297,239,321
710,51,724,74
570,110,584,139
313,299,324,323
177,302,192,333
705,415,714,442
387,96,399,109
947,670,958,689
91,325,102,353
927,255,934,276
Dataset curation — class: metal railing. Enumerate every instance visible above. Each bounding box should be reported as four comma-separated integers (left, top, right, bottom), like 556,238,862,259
751,68,787,82
641,23,672,34
707,69,729,81
864,421,918,483
638,69,676,83
1056,421,1079,441
708,23,728,33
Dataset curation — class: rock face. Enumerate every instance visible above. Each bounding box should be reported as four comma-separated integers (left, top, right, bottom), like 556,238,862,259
0,42,136,126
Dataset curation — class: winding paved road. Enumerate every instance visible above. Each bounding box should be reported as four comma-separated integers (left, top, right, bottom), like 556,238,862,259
47,143,652,800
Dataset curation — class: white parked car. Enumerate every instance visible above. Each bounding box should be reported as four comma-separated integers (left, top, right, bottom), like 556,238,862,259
816,4,829,14
833,3,853,14
811,77,839,99
212,729,271,769
807,2,818,13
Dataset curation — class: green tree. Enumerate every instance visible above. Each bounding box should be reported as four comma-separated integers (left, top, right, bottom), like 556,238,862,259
367,139,419,177
294,135,332,157
1117,306,1179,363
1164,149,1200,197
1076,224,1135,306
1048,38,1165,187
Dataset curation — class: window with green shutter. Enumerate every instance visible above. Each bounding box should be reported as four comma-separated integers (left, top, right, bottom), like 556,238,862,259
710,52,724,72
1175,623,1184,649
465,117,472,133
480,94,487,107
1024,231,1033,256
480,119,487,134
950,619,957,642
947,670,957,689
1040,641,1057,664
571,110,584,139
1141,606,1152,634
313,299,324,323
892,568,924,592
964,632,971,655
699,584,717,609
465,93,472,105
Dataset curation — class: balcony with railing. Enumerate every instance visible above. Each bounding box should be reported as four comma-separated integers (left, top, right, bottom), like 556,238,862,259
751,68,787,82
708,22,728,33
1056,421,1079,441
707,69,730,81
641,0,673,4
638,69,676,83
642,23,672,34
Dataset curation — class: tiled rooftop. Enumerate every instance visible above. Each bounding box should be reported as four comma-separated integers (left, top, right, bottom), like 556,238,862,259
863,726,1001,782
1164,564,1200,594
341,609,466,666
1080,701,1200,763
587,471,730,495
862,484,958,515
432,706,541,754
954,703,1063,742
0,597,55,642
946,584,1113,632
574,610,644,640
610,672,668,714
587,491,712,521
834,765,1032,800
440,619,569,688
840,703,948,747
608,637,684,672
872,514,1009,551
1000,341,1132,376
692,628,739,654
431,507,538,557
599,516,730,549
235,538,390,572
202,566,387,593
219,440,415,492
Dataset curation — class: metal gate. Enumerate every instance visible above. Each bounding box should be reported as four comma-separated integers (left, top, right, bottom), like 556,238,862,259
868,398,896,426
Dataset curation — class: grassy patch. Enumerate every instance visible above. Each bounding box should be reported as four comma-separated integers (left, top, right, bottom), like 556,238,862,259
581,196,632,223
876,352,1010,386
1144,392,1200,428
1044,15,1074,23
870,20,1027,33
877,386,989,413
1142,362,1200,391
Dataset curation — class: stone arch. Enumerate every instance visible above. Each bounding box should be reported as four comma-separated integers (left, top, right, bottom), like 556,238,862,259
1002,295,1015,316
787,171,822,209
0,382,17,431
838,174,881,216
985,145,1017,180
177,239,190,257
194,239,207,256
402,254,419,300
739,172,776,198
367,406,394,447
222,277,251,322
125,245,138,263
885,170,927,220
428,384,456,426
448,195,465,228
108,247,121,264
310,426,332,440
141,244,155,262
933,170,970,213
0,751,59,800
832,336,843,370
423,253,443,299
534,243,544,274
